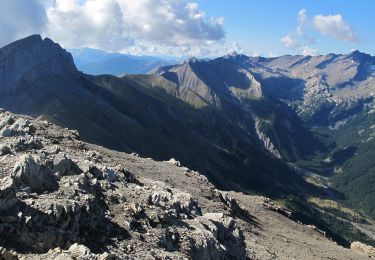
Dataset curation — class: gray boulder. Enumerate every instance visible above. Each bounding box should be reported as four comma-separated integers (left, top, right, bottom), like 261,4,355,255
68,243,91,257
53,153,79,177
187,223,224,260
0,114,14,130
200,213,246,260
102,166,118,182
149,186,201,218
0,177,17,211
0,118,34,137
11,154,56,191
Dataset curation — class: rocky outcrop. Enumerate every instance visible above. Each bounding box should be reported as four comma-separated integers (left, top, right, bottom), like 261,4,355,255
196,213,246,259
0,177,17,212
0,110,247,259
351,241,375,257
255,119,281,158
148,182,201,218
0,118,34,137
12,154,56,192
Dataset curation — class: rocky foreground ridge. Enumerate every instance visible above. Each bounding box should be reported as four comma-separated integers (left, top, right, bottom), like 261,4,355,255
0,109,372,259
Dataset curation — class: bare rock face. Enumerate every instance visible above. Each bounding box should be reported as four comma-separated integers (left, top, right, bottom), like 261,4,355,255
101,166,118,182
351,241,375,257
184,224,225,259
192,213,246,260
52,153,80,177
200,213,246,259
68,243,91,257
148,182,201,218
0,118,34,137
11,154,55,192
0,177,17,212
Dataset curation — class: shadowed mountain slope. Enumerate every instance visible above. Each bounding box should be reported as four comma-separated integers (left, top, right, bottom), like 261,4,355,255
0,35,315,197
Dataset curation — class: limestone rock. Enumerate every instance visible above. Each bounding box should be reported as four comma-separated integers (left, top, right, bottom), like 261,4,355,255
68,243,91,257
167,158,181,167
53,153,79,177
0,118,33,137
351,241,375,257
12,136,43,152
102,166,118,182
11,154,56,192
0,115,15,130
0,177,17,211
187,224,224,260
200,213,246,259
149,186,200,218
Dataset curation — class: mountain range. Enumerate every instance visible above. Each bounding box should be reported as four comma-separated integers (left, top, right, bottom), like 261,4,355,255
70,48,173,76
1,35,375,249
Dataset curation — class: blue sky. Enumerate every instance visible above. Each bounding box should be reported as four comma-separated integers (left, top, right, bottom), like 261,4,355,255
199,0,375,56
0,0,374,57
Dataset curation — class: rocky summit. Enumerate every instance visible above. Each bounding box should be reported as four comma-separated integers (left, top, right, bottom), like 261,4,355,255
0,109,371,259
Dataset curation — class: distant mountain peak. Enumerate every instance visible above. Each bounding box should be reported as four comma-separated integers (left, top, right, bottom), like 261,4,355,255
179,57,200,65
0,35,77,91
344,49,373,61
69,47,173,76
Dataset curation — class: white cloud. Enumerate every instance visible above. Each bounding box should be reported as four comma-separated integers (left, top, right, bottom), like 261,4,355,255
226,41,243,54
268,51,276,58
313,14,358,42
46,0,135,51
252,51,262,57
45,0,225,54
0,0,225,56
297,9,307,35
0,0,46,46
302,46,318,56
281,35,299,48
281,8,315,49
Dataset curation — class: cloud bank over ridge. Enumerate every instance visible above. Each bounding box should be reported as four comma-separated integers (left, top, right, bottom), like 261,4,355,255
0,0,226,56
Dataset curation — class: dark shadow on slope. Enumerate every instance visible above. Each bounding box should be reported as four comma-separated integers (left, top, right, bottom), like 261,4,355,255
258,76,305,101
247,97,326,161
0,70,321,202
161,71,179,85
326,146,358,167
82,74,321,199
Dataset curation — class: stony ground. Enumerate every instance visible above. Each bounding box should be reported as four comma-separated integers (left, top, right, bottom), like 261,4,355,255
0,109,372,259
